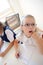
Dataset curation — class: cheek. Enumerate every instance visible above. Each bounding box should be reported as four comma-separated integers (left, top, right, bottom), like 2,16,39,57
24,28,29,35
22,27,28,33
23,28,27,32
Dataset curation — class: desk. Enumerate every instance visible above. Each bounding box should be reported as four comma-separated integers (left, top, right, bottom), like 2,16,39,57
3,46,25,65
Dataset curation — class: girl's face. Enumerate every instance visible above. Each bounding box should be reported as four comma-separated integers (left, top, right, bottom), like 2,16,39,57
21,17,36,38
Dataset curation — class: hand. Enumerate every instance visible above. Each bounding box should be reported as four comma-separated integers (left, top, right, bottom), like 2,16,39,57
36,27,43,32
0,52,5,57
32,31,39,39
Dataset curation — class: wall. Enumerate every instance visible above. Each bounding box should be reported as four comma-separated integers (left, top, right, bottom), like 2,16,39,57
10,0,43,30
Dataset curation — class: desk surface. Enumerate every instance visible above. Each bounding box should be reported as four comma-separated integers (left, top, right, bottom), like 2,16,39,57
3,46,25,65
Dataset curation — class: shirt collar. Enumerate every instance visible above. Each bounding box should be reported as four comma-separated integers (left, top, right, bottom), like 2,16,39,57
24,33,31,38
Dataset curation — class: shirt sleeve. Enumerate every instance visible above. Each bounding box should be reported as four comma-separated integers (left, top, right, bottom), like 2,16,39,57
5,29,15,42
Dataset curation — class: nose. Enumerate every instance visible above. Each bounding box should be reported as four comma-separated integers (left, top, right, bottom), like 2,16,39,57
29,25,33,28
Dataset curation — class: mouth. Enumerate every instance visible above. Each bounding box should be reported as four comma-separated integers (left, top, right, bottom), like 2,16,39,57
29,31,33,33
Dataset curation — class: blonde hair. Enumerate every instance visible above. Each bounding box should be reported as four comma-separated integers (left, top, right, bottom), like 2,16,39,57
21,15,35,25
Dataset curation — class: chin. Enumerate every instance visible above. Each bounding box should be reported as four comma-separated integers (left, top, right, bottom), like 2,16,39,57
28,36,31,38
27,33,32,38
27,35,31,38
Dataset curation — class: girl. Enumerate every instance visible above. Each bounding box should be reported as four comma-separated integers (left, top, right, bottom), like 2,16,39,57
0,22,18,65
16,15,43,65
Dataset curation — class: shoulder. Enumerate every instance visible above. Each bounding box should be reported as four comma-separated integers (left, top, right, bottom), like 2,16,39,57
4,26,14,35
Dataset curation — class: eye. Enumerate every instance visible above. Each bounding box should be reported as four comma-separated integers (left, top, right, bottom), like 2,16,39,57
26,24,30,26
26,24,29,26
32,23,35,26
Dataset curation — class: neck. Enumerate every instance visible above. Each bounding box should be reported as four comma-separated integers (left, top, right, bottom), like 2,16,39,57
23,33,31,38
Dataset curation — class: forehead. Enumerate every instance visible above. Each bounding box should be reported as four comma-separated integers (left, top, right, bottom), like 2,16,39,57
23,17,35,24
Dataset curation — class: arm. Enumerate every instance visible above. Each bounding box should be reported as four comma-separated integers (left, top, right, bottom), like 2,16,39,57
32,32,43,54
0,40,14,57
14,39,20,58
0,28,17,57
14,39,19,52
0,29,16,57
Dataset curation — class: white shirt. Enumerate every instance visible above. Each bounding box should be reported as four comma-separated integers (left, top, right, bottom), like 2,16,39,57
16,31,43,65
0,29,14,42
5,29,14,42
0,29,14,53
0,41,9,65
